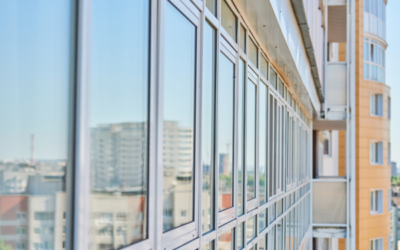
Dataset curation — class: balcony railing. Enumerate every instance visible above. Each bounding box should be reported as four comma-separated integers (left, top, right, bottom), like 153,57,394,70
313,181,347,224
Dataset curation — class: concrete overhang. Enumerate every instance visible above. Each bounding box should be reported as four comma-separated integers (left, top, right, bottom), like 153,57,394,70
313,119,346,131
313,227,347,238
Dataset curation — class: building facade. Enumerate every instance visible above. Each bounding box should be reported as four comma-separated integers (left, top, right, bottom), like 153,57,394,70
0,0,391,250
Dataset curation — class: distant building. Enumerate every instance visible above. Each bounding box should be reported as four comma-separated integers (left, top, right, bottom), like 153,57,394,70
393,162,398,176
391,198,400,250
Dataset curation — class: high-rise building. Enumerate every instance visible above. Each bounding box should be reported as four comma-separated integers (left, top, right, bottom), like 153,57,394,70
0,0,392,250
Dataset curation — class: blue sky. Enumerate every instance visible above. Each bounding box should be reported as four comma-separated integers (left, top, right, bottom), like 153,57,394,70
386,1,399,164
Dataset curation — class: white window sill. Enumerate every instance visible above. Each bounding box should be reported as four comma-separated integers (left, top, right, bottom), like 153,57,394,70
370,114,384,118
370,162,383,166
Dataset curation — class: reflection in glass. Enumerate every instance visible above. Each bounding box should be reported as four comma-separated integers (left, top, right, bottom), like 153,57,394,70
240,25,246,53
276,220,282,250
273,99,278,195
202,241,214,250
268,226,275,250
237,223,244,249
218,229,233,250
259,209,266,232
0,1,73,250
206,0,217,17
269,95,275,197
89,0,150,247
259,237,266,250
246,79,256,201
221,0,237,41
218,53,235,211
292,119,296,186
278,79,284,97
286,114,291,187
202,21,216,234
291,209,295,250
286,213,290,250
260,56,268,79
270,67,277,89
248,38,258,67
163,1,196,232
276,105,281,192
247,216,255,243
281,107,285,190
238,60,245,215
363,62,368,80
259,83,267,204
269,202,276,224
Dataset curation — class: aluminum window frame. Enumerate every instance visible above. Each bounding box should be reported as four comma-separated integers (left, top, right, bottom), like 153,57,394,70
156,1,202,248
370,140,384,165
370,237,384,250
370,189,384,215
363,38,386,83
370,93,384,117
71,0,314,249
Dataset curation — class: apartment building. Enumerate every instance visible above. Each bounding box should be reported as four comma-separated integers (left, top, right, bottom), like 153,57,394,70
0,0,391,250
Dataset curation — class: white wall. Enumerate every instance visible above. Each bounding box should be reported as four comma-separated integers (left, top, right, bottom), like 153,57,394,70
322,131,339,176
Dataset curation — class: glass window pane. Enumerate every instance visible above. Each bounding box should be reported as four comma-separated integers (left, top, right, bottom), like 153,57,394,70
291,209,295,250
269,203,276,224
259,209,267,232
280,107,285,190
269,95,275,197
202,21,216,234
364,41,369,61
0,0,74,248
286,213,290,250
273,99,278,195
278,79,284,97
163,1,196,232
221,0,237,41
218,229,233,250
364,63,369,79
206,0,217,17
218,53,235,211
237,223,244,249
277,199,282,216
202,241,214,250
277,220,283,250
246,79,256,201
247,216,256,243
260,56,268,79
238,59,245,215
240,25,246,53
248,38,258,67
270,68,277,89
259,237,266,250
269,226,276,250
90,0,151,245
259,83,267,204
365,0,369,13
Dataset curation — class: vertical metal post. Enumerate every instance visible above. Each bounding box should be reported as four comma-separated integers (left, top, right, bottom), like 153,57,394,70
72,0,92,249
